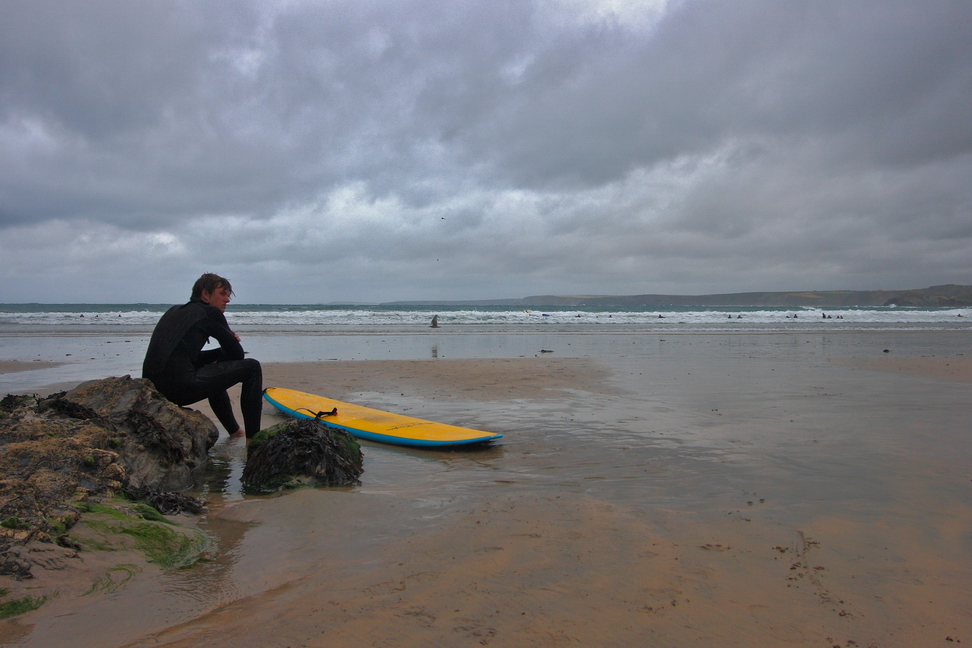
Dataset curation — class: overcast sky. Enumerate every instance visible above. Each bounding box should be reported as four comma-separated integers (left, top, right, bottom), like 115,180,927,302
2,0,971,303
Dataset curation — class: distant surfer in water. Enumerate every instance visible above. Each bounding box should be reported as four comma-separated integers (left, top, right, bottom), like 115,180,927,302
142,273,263,440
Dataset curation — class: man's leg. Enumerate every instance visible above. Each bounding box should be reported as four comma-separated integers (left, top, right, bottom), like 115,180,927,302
207,389,242,436
238,359,264,438
195,358,263,438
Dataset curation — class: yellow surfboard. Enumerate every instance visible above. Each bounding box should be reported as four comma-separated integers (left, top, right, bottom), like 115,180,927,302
263,387,503,448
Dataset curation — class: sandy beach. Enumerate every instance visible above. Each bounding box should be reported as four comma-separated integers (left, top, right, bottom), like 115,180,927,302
2,331,971,647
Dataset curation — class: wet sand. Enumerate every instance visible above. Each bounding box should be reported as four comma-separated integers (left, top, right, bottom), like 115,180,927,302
0,361,63,375
3,332,972,647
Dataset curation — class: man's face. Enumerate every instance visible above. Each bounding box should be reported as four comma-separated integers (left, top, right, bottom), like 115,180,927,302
200,286,231,312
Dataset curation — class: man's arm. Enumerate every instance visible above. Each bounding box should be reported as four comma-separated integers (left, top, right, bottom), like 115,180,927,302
197,310,246,362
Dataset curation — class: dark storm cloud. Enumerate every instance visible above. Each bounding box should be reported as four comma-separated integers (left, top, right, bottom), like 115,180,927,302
1,0,971,301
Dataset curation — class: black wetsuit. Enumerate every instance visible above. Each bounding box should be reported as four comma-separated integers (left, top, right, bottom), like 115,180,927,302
142,300,263,438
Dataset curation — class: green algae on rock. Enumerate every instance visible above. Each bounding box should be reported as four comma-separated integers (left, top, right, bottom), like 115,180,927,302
0,590,55,620
67,498,212,570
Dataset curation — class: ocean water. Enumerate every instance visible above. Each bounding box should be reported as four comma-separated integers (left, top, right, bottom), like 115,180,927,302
1,302,969,333
1,302,970,394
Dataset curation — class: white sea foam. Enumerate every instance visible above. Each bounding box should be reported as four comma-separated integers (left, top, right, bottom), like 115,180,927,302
1,304,969,333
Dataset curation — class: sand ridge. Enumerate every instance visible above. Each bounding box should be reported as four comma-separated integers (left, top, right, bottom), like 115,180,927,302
0,361,63,375
262,357,623,402
832,355,972,383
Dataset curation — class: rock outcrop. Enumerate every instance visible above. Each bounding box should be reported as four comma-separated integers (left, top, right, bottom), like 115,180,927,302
61,376,218,491
882,285,972,307
0,375,217,580
242,419,363,492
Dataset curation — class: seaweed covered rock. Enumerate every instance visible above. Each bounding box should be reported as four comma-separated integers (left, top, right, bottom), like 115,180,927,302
242,419,363,492
124,485,205,516
0,375,218,579
61,375,219,491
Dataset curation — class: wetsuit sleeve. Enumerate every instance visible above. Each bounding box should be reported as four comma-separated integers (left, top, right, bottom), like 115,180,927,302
195,309,245,363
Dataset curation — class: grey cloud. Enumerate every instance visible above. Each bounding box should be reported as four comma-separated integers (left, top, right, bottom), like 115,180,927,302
473,1,972,187
1,0,971,301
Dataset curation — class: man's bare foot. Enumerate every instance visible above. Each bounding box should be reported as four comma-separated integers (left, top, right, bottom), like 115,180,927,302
229,429,245,439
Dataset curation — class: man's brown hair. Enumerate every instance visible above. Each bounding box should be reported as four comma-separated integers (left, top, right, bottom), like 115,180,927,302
190,273,233,301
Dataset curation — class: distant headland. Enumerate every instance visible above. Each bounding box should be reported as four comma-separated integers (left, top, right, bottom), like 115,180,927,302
383,284,972,308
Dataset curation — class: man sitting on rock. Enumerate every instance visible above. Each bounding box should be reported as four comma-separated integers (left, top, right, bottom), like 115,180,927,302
143,273,263,440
